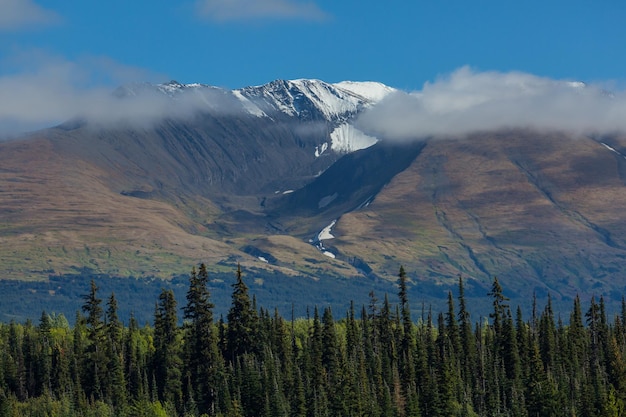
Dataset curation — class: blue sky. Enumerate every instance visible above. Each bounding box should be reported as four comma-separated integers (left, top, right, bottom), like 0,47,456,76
1,0,626,135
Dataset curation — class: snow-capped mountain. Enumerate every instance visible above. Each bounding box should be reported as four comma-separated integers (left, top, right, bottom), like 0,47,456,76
237,79,394,153
236,78,394,121
117,78,396,154
5,75,626,318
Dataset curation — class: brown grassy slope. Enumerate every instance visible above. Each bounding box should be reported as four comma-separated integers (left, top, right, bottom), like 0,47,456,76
0,130,361,281
5,124,626,295
0,134,236,280
333,131,626,299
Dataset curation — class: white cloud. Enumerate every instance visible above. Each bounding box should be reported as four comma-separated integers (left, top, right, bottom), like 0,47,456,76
0,51,277,138
195,0,328,22
5,61,626,141
0,52,169,137
356,66,626,140
0,0,60,31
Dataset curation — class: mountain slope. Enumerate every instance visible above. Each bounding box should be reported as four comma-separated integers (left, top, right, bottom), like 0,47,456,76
0,135,232,278
317,131,626,303
0,79,395,279
2,79,626,311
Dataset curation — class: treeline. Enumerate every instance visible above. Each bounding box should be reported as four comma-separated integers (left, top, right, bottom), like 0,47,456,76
1,265,626,416
0,267,401,325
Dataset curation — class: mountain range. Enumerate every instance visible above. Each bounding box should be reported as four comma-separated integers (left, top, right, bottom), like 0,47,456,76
2,78,626,312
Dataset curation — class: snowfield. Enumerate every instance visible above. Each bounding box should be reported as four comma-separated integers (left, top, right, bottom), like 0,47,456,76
309,220,338,258
330,123,378,153
131,78,394,158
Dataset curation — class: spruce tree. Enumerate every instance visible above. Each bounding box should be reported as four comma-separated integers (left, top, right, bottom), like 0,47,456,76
72,311,87,409
37,311,52,396
488,277,508,338
81,279,106,401
397,267,415,379
21,320,36,397
183,263,222,415
457,276,477,408
104,293,126,410
586,296,608,415
154,289,183,410
538,295,557,373
226,265,258,362
124,314,149,403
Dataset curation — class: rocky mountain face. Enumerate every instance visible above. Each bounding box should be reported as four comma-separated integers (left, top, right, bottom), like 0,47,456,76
65,79,394,201
2,78,626,311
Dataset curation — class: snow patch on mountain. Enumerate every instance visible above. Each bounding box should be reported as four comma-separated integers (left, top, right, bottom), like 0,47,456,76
309,220,337,258
330,123,378,153
356,195,374,210
156,81,188,95
238,80,297,116
238,79,362,119
333,81,396,103
601,142,626,160
232,90,266,117
317,220,336,241
118,79,393,150
315,142,329,157
155,81,220,97
290,79,362,119
124,78,397,123
236,79,395,121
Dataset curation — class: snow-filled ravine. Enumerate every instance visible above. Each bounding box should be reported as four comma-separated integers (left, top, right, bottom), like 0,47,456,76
310,220,337,258
330,123,378,153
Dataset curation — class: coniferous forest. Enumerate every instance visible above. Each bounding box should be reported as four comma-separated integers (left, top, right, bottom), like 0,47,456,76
1,264,626,416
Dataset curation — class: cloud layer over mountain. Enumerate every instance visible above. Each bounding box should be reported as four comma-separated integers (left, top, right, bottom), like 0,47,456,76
0,53,168,137
356,67,626,140
2,61,626,139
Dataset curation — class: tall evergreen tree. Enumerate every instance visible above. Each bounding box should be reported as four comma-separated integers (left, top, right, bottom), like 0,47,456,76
586,296,608,415
538,295,557,373
397,267,415,380
124,314,149,403
457,276,477,408
154,289,183,410
397,266,420,417
488,277,509,338
322,307,350,416
104,293,126,410
72,311,87,409
81,279,106,401
183,263,222,415
36,311,52,396
226,265,258,363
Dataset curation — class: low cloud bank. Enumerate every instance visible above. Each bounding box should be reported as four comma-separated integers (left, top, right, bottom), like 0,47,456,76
3,62,626,140
0,53,202,137
356,67,626,140
0,52,312,138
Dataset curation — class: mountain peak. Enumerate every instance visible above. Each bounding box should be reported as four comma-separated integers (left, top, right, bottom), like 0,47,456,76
236,78,394,121
111,78,394,123
104,78,395,157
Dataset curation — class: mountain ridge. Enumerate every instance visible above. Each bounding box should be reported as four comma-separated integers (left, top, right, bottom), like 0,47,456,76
2,78,626,313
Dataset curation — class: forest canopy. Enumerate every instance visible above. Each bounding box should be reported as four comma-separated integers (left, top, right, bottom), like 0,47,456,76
0,264,625,417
